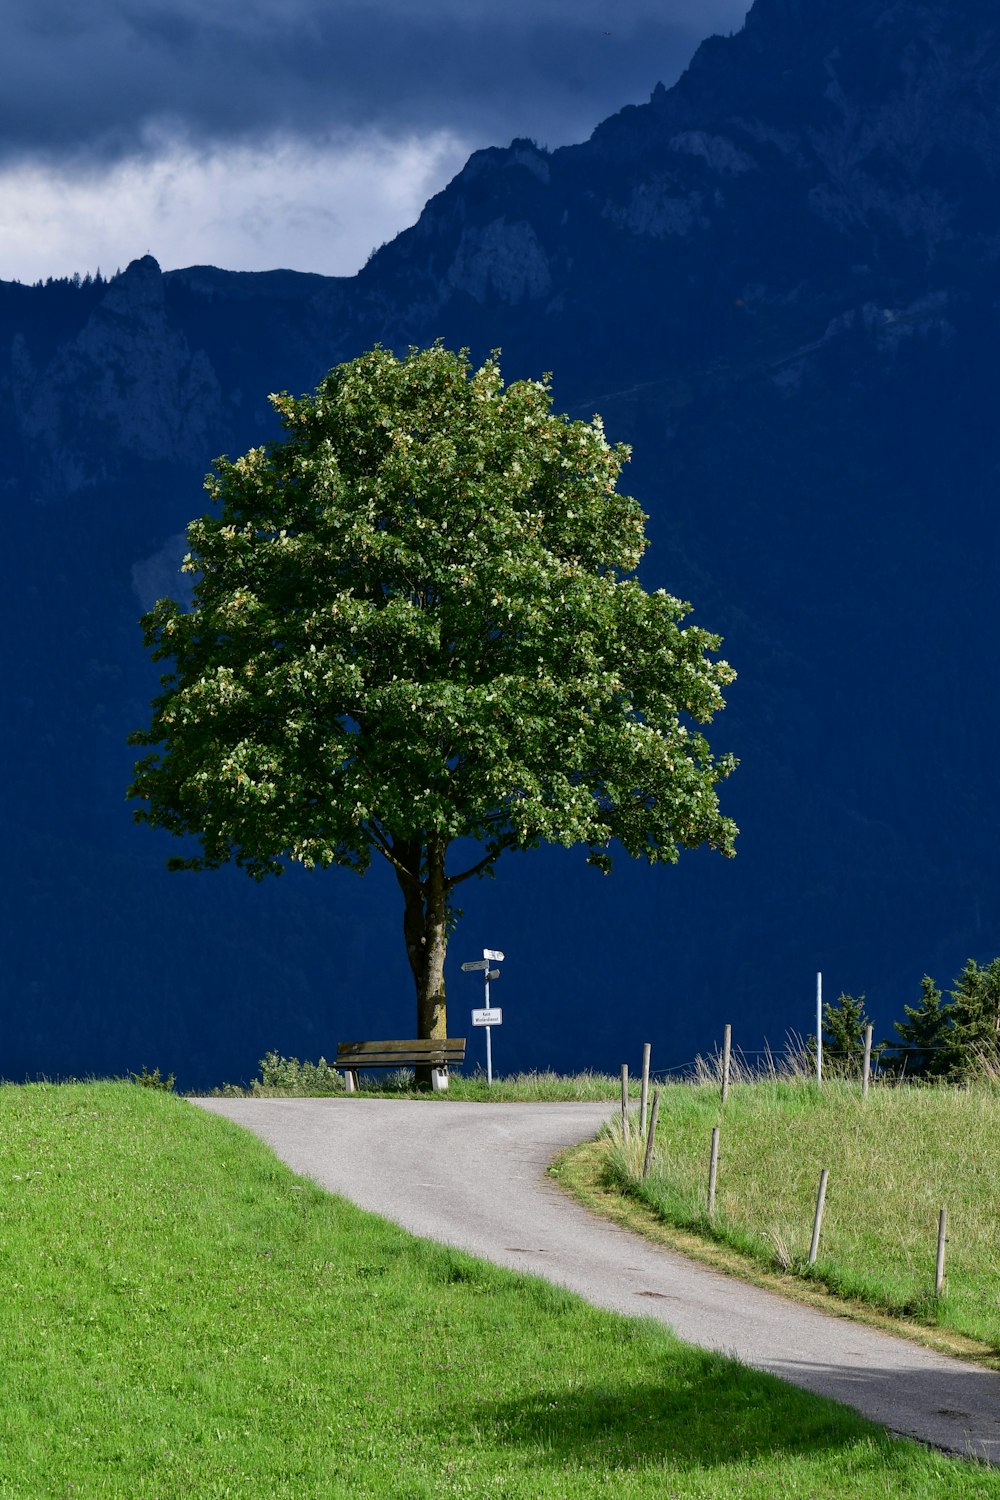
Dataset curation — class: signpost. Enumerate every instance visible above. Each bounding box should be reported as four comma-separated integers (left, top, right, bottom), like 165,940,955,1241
460,948,505,1085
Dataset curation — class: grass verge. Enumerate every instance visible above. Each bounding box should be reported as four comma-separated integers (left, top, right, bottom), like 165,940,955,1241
1,1081,996,1497
580,1079,1000,1359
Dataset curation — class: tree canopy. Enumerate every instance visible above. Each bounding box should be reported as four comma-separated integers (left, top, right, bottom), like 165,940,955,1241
128,343,737,1046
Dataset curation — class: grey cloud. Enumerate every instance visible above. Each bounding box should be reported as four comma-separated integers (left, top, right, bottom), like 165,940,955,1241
0,0,752,166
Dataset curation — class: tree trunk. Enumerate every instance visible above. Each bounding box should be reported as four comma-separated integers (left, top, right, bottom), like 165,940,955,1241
394,834,449,1086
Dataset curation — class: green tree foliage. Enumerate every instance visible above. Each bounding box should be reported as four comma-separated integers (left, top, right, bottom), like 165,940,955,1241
946,958,1000,1080
890,975,952,1078
128,343,737,1043
810,992,876,1078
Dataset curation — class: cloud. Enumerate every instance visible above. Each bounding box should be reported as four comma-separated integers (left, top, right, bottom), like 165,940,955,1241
0,129,470,282
0,1,752,280
1,0,752,168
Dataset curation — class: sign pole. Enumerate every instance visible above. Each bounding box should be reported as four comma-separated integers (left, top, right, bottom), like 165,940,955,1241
484,965,493,1086
461,949,504,1088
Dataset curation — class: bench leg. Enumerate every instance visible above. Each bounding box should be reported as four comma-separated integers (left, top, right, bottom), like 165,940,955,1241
342,1069,358,1094
430,1066,449,1093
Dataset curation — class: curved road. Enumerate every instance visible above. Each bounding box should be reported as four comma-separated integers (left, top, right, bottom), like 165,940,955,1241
193,1097,1000,1464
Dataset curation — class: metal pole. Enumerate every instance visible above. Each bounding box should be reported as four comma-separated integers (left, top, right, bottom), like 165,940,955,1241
816,972,823,1088
862,1024,873,1098
721,1023,732,1105
620,1064,629,1143
484,969,492,1087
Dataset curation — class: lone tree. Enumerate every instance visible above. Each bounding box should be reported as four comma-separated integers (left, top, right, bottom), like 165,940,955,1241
128,343,737,1045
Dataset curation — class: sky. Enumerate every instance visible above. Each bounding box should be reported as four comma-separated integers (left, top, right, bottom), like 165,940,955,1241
1,0,751,284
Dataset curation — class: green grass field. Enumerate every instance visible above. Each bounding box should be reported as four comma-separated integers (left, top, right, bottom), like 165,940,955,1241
1,1081,996,1498
607,1079,1000,1348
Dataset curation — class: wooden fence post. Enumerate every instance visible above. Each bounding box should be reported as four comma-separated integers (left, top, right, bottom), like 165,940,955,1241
707,1126,720,1216
862,1024,873,1098
808,1168,829,1265
621,1063,629,1144
721,1024,732,1105
640,1043,651,1140
642,1087,662,1179
936,1207,948,1297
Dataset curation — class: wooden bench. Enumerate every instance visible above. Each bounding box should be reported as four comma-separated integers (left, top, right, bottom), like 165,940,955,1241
335,1038,466,1093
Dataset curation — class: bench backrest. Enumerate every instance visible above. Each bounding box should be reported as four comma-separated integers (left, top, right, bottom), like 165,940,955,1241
336,1038,466,1067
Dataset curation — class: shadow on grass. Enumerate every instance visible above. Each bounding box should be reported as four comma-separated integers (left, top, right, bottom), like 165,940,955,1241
478,1349,1000,1479
480,1346,882,1473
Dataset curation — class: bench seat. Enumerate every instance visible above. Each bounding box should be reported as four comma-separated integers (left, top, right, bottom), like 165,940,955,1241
335,1038,466,1093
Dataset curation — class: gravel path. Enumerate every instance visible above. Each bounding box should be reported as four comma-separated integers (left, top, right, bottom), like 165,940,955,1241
192,1096,1000,1464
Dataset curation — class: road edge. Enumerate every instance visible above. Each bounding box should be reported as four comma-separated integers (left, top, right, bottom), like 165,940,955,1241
549,1135,1000,1374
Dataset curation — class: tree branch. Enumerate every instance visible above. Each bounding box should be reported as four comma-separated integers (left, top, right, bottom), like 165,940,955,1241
365,823,422,888
446,836,517,890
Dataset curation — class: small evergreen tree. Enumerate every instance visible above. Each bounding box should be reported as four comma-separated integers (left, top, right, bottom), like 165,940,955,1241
808,992,875,1078
889,975,952,1078
947,958,1000,1080
827,992,872,1076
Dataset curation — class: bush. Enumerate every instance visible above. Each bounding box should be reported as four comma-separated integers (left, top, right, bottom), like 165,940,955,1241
128,1065,176,1091
252,1051,343,1095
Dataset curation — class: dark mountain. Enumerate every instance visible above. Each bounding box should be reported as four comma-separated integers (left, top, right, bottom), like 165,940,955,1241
3,0,1000,1088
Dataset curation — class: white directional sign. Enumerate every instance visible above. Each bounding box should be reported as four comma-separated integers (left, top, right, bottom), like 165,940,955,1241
461,945,506,1086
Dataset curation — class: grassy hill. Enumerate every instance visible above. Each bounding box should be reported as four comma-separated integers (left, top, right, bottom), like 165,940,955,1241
0,1080,996,1497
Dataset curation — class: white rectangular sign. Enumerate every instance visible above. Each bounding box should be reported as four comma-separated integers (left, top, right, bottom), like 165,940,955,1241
482,949,505,962
472,1008,502,1027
